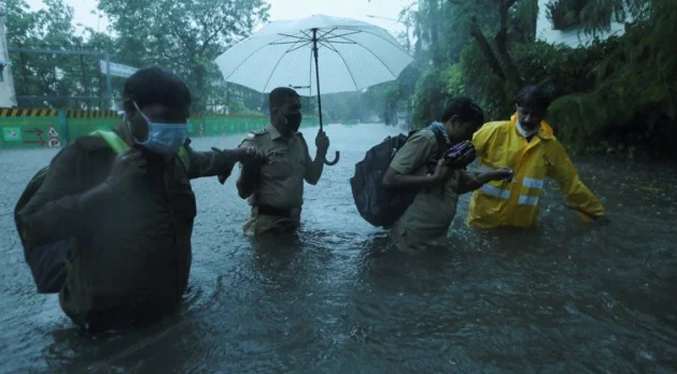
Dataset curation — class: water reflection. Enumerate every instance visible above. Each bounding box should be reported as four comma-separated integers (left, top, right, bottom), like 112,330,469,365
43,312,204,374
249,233,299,281
1,124,676,373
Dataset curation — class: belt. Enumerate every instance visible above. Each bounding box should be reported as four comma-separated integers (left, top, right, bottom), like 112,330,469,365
257,205,293,218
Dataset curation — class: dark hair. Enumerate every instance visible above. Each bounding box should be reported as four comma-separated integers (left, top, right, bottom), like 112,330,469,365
514,85,552,110
441,97,485,128
123,67,192,112
269,87,299,112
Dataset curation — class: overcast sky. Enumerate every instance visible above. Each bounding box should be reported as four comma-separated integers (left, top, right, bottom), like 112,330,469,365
23,0,413,36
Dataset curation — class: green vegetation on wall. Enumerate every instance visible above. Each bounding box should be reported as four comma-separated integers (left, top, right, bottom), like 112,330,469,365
406,0,674,159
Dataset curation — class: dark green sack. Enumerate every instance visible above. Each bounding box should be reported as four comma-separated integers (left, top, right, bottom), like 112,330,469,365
14,166,71,294
14,131,189,294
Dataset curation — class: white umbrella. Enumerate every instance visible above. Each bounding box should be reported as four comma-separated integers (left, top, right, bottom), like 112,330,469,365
215,14,414,165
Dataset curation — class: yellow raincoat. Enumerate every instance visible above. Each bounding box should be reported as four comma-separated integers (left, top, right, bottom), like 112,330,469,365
467,114,605,229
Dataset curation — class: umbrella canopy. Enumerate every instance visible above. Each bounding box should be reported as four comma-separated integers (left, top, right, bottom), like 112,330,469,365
215,14,414,96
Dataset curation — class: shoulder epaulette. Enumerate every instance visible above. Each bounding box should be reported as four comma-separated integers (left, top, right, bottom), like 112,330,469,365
295,132,310,153
245,129,268,140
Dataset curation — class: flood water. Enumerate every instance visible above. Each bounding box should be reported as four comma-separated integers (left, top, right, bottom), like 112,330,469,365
1,123,676,374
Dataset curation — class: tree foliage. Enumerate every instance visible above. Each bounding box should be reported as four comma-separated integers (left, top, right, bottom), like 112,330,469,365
97,0,270,112
401,0,674,158
5,0,118,109
547,0,677,158
4,0,270,112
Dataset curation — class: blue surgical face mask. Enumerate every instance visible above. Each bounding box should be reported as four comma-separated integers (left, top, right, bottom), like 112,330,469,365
129,102,188,155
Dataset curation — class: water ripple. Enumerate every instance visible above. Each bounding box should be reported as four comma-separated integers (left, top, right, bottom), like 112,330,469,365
0,124,676,374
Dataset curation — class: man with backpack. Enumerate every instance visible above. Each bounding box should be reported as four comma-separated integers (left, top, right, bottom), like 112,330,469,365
382,98,513,253
15,67,265,332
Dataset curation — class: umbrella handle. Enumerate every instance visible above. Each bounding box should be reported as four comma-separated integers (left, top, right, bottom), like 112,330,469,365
324,150,340,166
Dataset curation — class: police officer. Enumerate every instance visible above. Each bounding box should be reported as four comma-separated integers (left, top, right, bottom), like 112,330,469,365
236,87,330,237
383,98,513,253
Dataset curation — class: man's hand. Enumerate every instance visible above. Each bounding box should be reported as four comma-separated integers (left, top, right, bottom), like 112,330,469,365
236,146,267,166
106,148,147,188
490,167,514,182
432,159,453,184
595,215,611,226
316,130,329,155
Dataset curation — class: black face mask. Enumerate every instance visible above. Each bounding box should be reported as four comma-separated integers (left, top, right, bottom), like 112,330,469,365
285,113,302,133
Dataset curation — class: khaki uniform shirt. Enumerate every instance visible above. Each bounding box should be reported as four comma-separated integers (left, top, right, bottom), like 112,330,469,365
388,128,472,254
238,124,312,236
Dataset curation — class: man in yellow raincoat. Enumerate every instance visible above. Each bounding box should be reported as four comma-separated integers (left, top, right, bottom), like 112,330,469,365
467,85,609,229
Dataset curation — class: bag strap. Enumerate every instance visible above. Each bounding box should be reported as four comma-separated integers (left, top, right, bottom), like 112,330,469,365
89,130,129,153
427,124,450,159
88,130,190,170
177,147,190,171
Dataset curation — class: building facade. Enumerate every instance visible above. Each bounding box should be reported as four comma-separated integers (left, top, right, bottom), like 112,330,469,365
536,0,627,48
0,9,18,108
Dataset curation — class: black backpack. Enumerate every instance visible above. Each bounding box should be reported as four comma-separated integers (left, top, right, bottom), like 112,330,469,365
350,124,448,229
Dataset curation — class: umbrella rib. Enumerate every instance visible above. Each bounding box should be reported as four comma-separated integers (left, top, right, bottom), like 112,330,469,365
352,42,398,79
318,28,338,40
317,40,357,45
317,40,339,54
329,28,406,54
262,39,308,93
349,29,407,51
277,32,307,40
221,42,282,82
320,30,362,41
287,41,314,53
318,28,405,79
331,30,403,79
270,41,310,45
317,41,360,91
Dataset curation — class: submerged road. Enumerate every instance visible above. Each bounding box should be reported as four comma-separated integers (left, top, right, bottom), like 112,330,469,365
0,123,675,373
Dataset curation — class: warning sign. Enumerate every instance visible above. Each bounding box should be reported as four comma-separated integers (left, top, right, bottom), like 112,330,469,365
47,126,59,138
2,127,22,142
48,138,61,148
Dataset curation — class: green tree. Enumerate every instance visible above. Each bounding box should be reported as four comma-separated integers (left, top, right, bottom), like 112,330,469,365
97,0,270,112
546,0,677,157
5,0,120,109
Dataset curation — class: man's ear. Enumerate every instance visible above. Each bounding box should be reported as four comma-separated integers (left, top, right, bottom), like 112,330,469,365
122,100,136,120
447,114,459,126
123,99,134,112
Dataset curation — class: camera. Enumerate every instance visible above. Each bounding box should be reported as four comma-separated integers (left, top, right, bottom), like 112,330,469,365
443,140,476,169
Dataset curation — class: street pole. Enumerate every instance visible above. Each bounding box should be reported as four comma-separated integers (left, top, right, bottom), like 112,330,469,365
104,52,113,110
